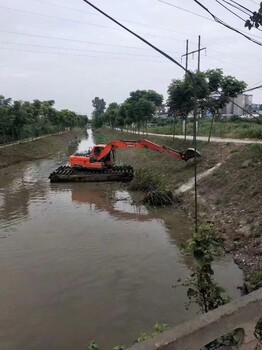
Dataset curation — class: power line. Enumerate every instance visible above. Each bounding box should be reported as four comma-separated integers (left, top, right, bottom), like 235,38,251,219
193,0,262,46
0,30,181,53
3,28,261,68
158,0,262,40
1,41,179,58
0,6,191,43
244,84,262,92
215,0,247,22
158,0,213,22
27,0,199,38
220,0,252,16
0,47,168,62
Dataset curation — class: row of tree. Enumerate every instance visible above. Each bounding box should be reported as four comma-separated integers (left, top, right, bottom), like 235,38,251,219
0,96,88,144
91,90,163,130
91,68,247,131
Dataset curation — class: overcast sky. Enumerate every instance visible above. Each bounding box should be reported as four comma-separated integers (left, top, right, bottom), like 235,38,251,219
1,0,262,115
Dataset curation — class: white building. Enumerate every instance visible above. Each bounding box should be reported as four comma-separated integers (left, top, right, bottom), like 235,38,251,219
221,94,253,116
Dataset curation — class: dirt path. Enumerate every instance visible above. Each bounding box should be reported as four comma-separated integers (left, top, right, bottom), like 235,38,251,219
0,131,69,149
120,129,262,144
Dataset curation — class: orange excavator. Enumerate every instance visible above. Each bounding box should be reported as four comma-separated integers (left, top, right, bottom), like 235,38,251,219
49,139,200,183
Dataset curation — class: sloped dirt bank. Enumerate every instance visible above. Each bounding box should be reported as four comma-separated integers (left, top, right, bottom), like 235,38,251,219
0,128,85,169
97,128,262,290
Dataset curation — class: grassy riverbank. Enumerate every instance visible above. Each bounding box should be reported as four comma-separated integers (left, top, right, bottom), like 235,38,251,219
96,128,262,290
149,119,262,139
0,128,85,169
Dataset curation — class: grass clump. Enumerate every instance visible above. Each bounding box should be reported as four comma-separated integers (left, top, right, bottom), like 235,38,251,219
130,168,173,206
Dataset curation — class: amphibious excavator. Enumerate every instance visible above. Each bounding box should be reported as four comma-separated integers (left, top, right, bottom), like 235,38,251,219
49,139,201,183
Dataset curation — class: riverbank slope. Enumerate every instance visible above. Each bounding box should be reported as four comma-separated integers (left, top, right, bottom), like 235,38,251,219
96,128,262,289
0,128,85,169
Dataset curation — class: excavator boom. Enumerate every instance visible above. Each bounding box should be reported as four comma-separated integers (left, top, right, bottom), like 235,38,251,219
96,139,200,162
49,138,201,182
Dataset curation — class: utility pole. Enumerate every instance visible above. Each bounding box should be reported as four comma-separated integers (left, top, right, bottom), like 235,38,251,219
185,39,189,71
181,36,206,72
197,35,201,72
181,36,206,137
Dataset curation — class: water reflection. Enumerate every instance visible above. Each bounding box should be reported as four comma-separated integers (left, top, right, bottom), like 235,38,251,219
0,129,244,350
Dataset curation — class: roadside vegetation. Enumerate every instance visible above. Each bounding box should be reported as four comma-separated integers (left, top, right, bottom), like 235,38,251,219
149,117,262,139
0,95,88,144
91,68,262,141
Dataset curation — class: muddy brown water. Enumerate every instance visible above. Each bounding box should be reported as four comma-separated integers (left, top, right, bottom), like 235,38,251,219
0,130,243,350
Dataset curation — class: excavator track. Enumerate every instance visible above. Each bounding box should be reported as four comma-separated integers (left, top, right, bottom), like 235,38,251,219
49,165,134,183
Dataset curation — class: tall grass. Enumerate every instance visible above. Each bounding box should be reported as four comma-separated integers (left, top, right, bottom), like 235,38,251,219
150,120,262,139
130,168,174,206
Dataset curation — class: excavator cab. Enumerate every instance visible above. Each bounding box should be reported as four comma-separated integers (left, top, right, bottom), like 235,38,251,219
70,144,114,169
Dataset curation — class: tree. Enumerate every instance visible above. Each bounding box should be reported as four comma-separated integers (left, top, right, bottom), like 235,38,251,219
125,90,163,131
167,69,247,139
103,102,119,128
167,72,209,138
204,69,247,141
0,95,87,144
245,3,262,29
134,98,155,132
92,97,106,118
126,89,163,107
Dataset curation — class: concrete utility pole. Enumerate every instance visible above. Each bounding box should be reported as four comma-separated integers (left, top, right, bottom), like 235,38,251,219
181,36,206,72
181,36,206,137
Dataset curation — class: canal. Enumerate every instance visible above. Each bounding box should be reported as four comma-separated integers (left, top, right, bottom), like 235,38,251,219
0,130,243,349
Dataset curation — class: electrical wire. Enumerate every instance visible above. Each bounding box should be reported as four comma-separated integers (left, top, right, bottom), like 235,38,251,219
215,0,247,22
26,0,199,38
0,41,177,58
193,0,262,46
220,0,252,16
215,0,262,32
244,84,262,92
158,0,213,21
158,0,262,40
0,6,190,43
0,30,181,53
0,47,167,62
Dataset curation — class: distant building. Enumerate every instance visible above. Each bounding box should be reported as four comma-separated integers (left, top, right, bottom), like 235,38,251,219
221,94,253,116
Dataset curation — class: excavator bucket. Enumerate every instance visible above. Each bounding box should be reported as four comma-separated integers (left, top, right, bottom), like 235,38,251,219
183,148,201,161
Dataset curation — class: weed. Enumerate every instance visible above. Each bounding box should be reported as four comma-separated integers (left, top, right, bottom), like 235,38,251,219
251,224,261,238
246,270,262,292
250,143,262,156
130,168,174,206
88,323,169,350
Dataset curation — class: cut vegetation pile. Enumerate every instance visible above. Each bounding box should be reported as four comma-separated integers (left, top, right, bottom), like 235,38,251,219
130,168,173,206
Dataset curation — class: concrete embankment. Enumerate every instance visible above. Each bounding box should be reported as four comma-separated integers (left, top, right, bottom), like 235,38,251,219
0,128,85,169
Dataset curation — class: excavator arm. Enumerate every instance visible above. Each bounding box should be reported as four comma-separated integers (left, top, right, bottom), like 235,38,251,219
96,139,200,162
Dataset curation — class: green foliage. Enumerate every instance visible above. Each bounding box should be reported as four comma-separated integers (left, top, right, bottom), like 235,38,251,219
92,97,106,118
245,3,262,29
181,224,230,314
167,69,247,120
249,143,262,156
88,323,169,350
245,270,262,293
0,95,87,144
130,168,173,206
88,341,101,350
93,89,163,130
149,119,262,139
